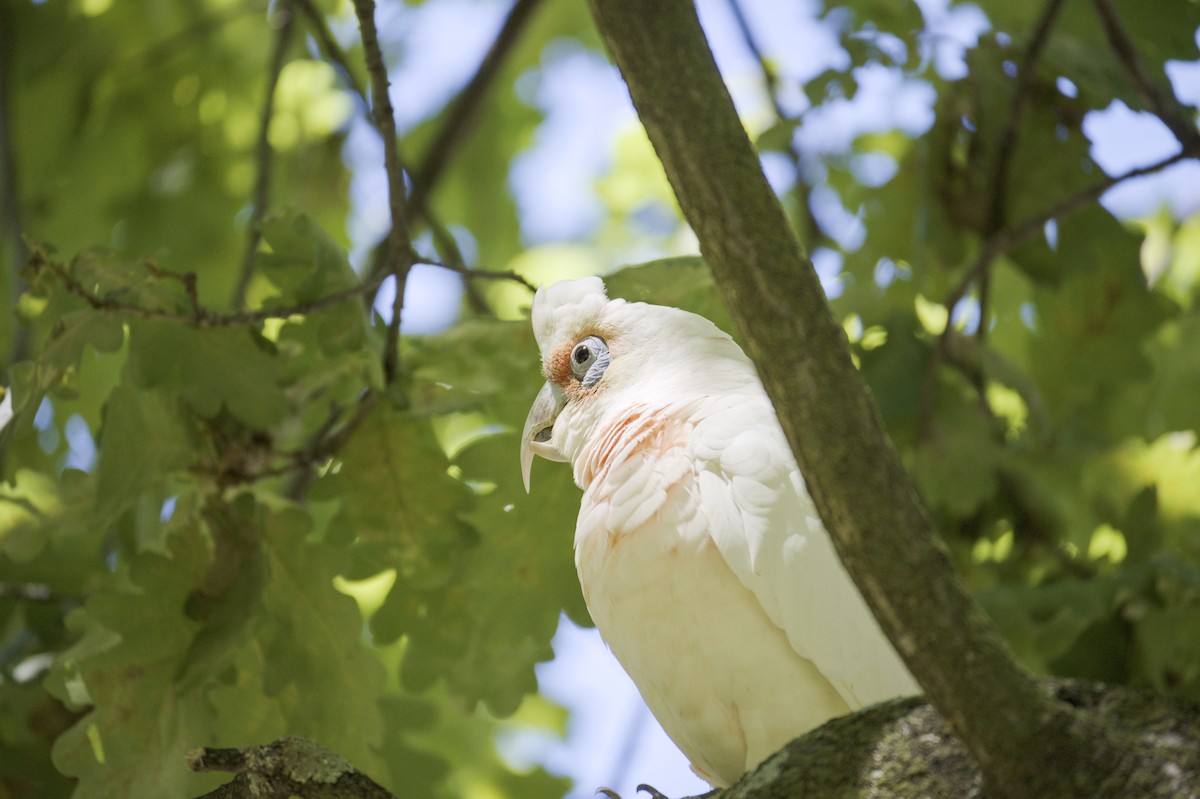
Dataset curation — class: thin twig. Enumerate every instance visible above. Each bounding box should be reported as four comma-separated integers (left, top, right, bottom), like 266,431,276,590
1091,0,1200,152
347,0,544,313
352,0,418,382
294,0,370,111
39,249,529,328
297,0,529,308
351,0,411,250
966,0,1064,413
384,245,405,383
985,0,1065,239
437,252,535,290
726,0,825,248
407,0,545,217
232,3,296,309
285,389,381,499
427,215,489,313
37,250,391,327
144,259,203,318
727,0,780,101
951,149,1195,314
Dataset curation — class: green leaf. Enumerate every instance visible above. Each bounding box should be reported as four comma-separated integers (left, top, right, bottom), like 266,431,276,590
1148,310,1200,436
126,319,289,429
1029,262,1175,432
258,508,388,775
1135,603,1200,697
256,212,359,305
0,469,63,562
45,530,218,799
979,579,1113,674
407,318,540,421
913,397,1000,519
67,252,195,315
42,310,125,372
176,497,269,688
308,404,473,589
856,314,931,445
93,377,193,530
395,431,585,716
606,256,735,334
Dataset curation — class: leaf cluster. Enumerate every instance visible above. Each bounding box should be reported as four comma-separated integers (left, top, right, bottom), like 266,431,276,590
0,0,1198,796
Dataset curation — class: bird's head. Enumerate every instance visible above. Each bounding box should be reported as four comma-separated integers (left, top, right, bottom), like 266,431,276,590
519,276,744,492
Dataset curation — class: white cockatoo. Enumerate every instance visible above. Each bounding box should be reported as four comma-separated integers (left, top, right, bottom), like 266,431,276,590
520,277,918,788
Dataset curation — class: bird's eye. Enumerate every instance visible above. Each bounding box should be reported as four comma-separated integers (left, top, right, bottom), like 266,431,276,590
570,335,609,388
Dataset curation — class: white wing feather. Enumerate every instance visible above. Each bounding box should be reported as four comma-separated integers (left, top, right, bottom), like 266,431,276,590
692,390,918,709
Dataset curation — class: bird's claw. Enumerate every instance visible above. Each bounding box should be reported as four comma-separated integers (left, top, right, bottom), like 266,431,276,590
595,784,674,799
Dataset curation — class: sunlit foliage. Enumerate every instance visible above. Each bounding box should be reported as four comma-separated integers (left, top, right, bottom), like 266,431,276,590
0,0,1198,796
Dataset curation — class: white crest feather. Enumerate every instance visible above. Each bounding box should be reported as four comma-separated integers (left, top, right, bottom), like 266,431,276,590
530,276,609,351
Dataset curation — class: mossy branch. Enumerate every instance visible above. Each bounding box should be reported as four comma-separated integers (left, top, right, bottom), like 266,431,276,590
188,737,395,799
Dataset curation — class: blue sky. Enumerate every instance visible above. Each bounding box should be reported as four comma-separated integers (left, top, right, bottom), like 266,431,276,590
339,1,1200,795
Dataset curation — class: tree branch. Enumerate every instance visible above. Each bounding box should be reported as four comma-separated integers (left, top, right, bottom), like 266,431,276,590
920,0,1067,430
974,0,1065,365
722,680,1199,799
383,244,405,383
351,0,411,252
295,0,370,111
584,1,1138,796
358,0,544,322
1091,0,1200,153
35,247,529,332
295,0,532,313
406,0,545,218
188,737,396,799
34,250,388,327
351,0,418,383
283,390,380,499
231,4,296,310
986,0,1065,238
947,149,1193,321
725,0,826,249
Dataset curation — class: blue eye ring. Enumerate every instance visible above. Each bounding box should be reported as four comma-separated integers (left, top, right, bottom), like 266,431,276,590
571,336,610,388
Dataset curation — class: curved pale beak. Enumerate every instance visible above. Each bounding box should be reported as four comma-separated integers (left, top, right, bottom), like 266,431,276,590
520,381,568,493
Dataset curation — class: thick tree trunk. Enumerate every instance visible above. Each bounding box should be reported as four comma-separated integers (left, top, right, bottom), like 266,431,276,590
583,1,1185,796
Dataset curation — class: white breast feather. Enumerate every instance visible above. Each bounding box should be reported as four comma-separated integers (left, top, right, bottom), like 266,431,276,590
570,389,916,786
693,390,918,708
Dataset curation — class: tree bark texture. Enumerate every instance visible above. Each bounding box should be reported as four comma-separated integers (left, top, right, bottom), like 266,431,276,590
721,680,1200,799
583,1,1165,797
